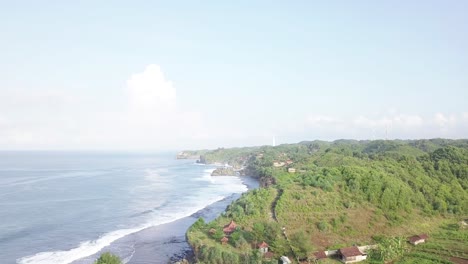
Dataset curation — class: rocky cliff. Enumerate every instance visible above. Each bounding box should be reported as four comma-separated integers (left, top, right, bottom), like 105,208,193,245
210,167,237,176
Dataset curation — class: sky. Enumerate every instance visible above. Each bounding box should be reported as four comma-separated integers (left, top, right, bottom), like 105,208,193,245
0,0,467,150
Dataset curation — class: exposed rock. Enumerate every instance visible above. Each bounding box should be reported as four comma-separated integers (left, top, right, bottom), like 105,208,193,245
196,155,206,164
177,152,199,160
259,176,276,188
211,167,236,176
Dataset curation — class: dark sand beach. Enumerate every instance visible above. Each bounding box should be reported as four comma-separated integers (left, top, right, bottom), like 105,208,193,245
73,176,258,264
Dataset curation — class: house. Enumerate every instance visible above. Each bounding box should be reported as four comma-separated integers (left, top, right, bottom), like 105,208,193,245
223,220,237,235
339,246,367,263
286,160,293,165
273,161,286,167
264,251,274,259
459,220,467,229
220,236,229,245
409,234,429,245
313,251,327,260
280,256,292,264
288,168,296,173
258,241,269,254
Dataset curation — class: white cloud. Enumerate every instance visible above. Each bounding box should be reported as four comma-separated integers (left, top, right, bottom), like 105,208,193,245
302,112,466,140
433,112,457,128
1,65,466,150
0,64,209,150
126,64,176,112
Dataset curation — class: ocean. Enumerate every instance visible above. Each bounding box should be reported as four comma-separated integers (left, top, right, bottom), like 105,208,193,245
0,151,257,264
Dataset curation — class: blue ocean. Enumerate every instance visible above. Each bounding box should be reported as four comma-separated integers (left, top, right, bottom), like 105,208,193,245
0,151,255,264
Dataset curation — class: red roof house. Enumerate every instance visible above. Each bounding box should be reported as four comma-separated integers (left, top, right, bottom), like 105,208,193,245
339,246,367,263
221,236,229,245
258,241,269,253
223,220,237,235
264,251,274,259
313,251,327,260
409,234,429,245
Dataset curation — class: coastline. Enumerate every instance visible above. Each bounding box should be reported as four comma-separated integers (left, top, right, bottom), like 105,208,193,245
103,176,258,264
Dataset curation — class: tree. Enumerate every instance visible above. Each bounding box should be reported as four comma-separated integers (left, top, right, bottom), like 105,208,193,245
94,252,122,264
290,230,313,259
252,222,265,242
370,236,407,262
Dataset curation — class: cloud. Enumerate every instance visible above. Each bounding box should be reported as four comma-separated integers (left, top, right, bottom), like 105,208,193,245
126,64,176,112
0,64,208,150
303,112,467,140
1,65,466,150
116,64,209,149
433,113,457,127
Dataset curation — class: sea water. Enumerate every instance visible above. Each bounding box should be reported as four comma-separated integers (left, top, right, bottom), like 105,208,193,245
0,151,250,264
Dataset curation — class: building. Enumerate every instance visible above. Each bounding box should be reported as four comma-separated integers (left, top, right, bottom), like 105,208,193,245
273,161,285,167
223,220,237,235
409,234,429,245
313,251,327,260
258,241,269,254
280,256,292,264
339,246,367,263
288,168,296,173
220,236,229,245
264,251,274,259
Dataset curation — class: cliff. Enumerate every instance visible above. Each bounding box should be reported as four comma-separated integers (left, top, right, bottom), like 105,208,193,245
176,151,200,160
210,167,237,176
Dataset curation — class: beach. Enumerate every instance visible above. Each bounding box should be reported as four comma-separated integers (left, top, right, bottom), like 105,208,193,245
72,177,259,264
0,152,257,264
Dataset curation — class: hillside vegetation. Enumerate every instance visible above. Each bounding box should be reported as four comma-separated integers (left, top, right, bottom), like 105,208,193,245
186,139,468,263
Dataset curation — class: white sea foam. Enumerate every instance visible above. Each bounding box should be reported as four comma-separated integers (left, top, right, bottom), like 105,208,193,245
17,194,227,264
192,168,216,182
16,169,247,264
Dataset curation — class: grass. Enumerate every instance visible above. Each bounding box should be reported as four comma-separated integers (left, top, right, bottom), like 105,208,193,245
395,221,468,264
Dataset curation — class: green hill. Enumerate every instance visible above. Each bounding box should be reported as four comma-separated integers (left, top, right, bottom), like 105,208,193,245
186,139,468,263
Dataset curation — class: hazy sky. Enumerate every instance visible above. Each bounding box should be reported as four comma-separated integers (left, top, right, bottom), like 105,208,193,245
1,1,467,150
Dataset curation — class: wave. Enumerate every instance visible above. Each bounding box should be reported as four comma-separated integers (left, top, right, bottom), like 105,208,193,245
16,195,228,264
0,170,107,188
192,168,216,183
17,165,248,264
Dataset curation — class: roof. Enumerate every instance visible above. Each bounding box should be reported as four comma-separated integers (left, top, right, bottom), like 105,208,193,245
339,246,364,257
419,234,429,239
409,234,428,243
224,220,236,228
221,237,229,242
223,220,237,233
314,251,327,259
258,241,269,248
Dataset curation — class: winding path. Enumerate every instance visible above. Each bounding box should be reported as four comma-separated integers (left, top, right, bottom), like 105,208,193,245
270,188,301,263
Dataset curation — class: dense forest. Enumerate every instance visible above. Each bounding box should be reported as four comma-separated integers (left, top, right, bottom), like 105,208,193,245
186,139,468,264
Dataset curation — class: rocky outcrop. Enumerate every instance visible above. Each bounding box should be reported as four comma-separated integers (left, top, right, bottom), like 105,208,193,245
259,176,276,188
177,152,199,160
197,155,206,164
211,167,237,176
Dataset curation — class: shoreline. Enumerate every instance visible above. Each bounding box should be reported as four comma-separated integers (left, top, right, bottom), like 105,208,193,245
123,176,258,264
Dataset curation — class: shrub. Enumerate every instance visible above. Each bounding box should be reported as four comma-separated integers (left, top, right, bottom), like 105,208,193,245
94,252,122,264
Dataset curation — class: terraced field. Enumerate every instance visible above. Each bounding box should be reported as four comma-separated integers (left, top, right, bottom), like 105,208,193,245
397,223,468,264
